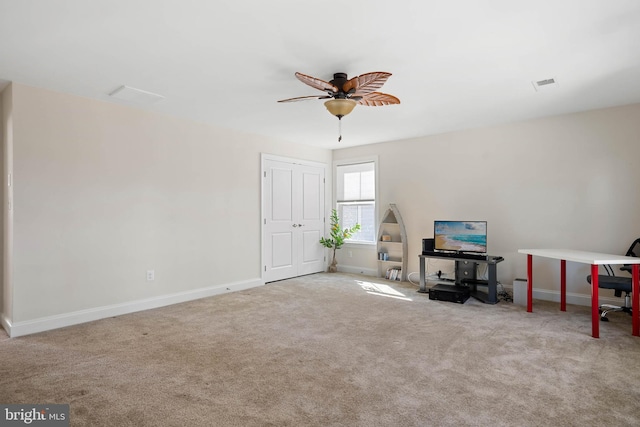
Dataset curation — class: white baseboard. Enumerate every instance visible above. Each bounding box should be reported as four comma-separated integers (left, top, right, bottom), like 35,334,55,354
5,278,264,338
533,289,623,307
4,277,625,338
502,283,624,307
336,265,377,276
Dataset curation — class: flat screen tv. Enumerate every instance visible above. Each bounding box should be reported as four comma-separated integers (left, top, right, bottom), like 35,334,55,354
434,221,487,254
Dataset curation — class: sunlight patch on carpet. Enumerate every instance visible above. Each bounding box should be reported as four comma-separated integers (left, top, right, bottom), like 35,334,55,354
356,280,413,301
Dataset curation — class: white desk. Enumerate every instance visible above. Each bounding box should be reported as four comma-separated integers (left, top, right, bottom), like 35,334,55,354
518,249,640,338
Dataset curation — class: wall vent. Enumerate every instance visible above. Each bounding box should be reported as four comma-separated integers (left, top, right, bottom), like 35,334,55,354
532,77,559,92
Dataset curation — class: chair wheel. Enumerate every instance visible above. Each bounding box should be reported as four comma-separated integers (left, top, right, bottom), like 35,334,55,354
600,316,609,322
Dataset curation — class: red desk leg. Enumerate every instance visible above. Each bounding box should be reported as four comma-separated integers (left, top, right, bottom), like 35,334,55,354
591,264,599,338
560,259,566,312
633,264,639,337
527,254,533,312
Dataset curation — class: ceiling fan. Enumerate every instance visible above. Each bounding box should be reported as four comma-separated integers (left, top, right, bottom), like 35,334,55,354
278,71,400,141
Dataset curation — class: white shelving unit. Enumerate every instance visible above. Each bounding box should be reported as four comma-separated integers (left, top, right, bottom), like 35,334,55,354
377,204,408,281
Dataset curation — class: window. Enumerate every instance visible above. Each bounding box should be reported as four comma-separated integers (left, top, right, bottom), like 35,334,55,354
336,160,376,244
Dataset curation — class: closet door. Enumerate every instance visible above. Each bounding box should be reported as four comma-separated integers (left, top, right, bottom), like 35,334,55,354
262,157,325,282
297,165,324,276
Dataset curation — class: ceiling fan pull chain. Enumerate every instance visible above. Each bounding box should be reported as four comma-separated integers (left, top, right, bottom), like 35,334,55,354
338,118,342,142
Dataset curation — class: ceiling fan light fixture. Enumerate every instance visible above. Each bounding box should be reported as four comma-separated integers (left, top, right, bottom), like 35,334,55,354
324,98,357,119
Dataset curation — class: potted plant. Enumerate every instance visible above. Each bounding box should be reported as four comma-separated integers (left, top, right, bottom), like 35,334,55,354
320,209,361,272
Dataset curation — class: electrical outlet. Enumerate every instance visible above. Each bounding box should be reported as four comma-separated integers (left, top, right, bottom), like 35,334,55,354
348,251,353,258
146,270,155,281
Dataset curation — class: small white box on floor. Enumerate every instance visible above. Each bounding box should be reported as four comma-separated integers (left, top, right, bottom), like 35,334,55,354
513,278,527,306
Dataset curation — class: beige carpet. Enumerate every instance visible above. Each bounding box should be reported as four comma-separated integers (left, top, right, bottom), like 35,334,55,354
1,272,640,426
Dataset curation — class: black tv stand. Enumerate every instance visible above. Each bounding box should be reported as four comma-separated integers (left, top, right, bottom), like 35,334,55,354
418,251,505,304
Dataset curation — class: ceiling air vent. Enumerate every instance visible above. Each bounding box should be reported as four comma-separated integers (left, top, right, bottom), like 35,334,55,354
108,85,164,104
532,78,559,92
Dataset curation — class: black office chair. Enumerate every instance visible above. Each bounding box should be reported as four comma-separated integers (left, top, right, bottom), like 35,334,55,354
587,238,639,321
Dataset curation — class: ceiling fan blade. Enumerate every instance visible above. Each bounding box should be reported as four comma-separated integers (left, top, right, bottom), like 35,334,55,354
295,72,339,93
357,92,400,106
277,95,332,103
343,72,392,95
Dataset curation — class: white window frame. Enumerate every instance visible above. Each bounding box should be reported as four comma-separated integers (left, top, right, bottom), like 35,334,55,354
333,156,378,246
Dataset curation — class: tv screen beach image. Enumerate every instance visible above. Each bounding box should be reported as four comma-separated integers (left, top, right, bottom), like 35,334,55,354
434,221,487,253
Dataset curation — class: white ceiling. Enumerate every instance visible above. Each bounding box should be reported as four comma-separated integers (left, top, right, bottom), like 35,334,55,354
2,0,640,149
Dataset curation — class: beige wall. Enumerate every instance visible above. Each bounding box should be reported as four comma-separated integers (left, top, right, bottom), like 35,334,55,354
1,85,12,326
5,83,331,330
333,103,640,298
0,87,4,322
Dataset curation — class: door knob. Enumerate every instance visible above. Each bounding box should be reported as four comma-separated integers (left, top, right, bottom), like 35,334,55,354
292,224,298,227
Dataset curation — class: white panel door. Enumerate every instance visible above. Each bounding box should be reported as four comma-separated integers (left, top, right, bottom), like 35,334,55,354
264,161,297,282
298,168,324,275
263,157,325,282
